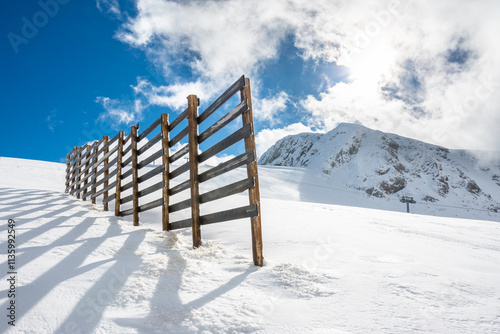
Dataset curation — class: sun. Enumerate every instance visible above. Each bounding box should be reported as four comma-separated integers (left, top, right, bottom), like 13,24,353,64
341,39,397,94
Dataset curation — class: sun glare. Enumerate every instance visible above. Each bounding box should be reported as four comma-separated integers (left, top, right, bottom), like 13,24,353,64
343,40,397,94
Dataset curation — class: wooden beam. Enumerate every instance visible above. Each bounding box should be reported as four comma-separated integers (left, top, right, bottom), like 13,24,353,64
91,141,99,205
241,78,264,267
198,99,248,144
131,125,139,226
138,198,164,213
169,144,189,163
103,136,110,211
137,165,164,184
138,116,161,142
137,131,162,156
75,145,85,199
168,179,190,196
199,177,254,204
188,94,201,248
161,113,170,231
198,75,245,124
200,204,258,226
137,148,164,169
169,161,190,179
168,108,188,131
65,150,72,193
169,125,188,148
115,131,124,216
198,150,255,183
197,124,251,163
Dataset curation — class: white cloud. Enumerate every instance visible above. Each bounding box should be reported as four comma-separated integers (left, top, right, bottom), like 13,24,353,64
103,0,500,152
96,96,144,127
96,0,121,17
255,122,319,158
298,0,500,150
253,91,289,124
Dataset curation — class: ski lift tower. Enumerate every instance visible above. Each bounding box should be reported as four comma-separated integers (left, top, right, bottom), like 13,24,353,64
400,196,416,213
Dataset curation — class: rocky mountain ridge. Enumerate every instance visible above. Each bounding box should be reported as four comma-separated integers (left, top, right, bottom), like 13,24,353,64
259,123,500,213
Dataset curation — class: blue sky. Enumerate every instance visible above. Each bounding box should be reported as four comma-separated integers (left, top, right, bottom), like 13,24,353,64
1,0,499,163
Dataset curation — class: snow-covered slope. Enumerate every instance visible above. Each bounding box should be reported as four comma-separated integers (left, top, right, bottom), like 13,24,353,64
260,123,500,217
1,157,500,333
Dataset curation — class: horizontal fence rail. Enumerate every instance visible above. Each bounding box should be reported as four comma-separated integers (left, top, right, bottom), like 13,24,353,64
64,75,263,266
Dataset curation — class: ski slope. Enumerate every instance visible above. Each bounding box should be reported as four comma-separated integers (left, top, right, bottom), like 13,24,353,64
0,157,499,333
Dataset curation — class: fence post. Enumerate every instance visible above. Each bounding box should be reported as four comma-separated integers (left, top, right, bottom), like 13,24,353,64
82,143,93,200
240,78,264,267
70,147,78,194
91,140,100,205
187,94,201,248
115,131,124,216
161,113,170,231
76,145,84,199
65,150,72,193
131,125,140,226
103,136,110,211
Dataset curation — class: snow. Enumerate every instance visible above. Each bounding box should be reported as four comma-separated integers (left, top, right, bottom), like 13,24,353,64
259,123,500,221
1,156,500,333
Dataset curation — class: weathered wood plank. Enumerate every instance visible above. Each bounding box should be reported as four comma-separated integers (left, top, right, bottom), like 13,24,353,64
241,78,263,266
138,180,164,198
115,131,124,216
119,207,134,217
121,179,133,192
93,156,118,179
198,75,245,124
168,217,192,230
123,131,132,145
200,204,258,226
122,155,133,168
161,113,170,231
95,142,119,167
137,164,164,184
199,177,254,204
91,180,118,199
169,125,188,148
121,166,133,180
138,116,161,142
198,124,252,163
82,144,93,200
93,168,118,190
188,94,201,248
168,108,188,131
168,179,190,196
103,136,110,211
91,142,99,204
75,145,85,199
138,198,164,212
138,148,164,169
169,161,190,179
169,144,189,163
122,142,132,156
102,192,116,204
137,131,162,156
198,99,248,144
65,151,72,193
131,125,139,226
168,198,191,213
120,193,133,205
198,150,255,183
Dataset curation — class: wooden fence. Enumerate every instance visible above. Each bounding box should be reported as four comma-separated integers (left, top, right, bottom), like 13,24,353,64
65,76,263,266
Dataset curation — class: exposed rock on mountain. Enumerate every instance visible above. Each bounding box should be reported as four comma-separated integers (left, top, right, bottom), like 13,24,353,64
260,123,500,212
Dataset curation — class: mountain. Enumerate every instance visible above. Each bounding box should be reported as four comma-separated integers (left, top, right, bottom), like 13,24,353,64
259,123,500,214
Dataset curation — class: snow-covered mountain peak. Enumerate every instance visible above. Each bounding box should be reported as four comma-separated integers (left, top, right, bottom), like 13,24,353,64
260,123,500,213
